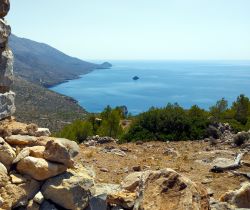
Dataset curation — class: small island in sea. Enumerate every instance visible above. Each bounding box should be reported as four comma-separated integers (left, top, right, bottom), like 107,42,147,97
133,76,140,80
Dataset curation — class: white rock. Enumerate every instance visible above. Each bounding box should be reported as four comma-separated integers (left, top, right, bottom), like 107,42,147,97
33,191,44,204
0,91,15,120
0,162,7,174
5,134,37,146
35,128,51,137
0,137,16,170
0,48,13,87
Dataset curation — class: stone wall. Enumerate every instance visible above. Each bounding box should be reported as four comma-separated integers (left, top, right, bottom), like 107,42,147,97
0,0,15,120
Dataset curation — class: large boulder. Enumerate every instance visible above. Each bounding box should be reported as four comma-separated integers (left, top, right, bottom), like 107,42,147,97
0,47,13,88
108,169,210,210
53,138,79,158
0,137,15,169
42,166,95,210
220,182,250,208
44,140,74,167
13,146,45,164
16,156,67,181
5,135,37,146
0,91,15,119
0,0,10,18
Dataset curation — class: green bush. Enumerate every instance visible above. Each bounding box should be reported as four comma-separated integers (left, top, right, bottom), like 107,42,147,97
122,104,210,142
55,120,93,143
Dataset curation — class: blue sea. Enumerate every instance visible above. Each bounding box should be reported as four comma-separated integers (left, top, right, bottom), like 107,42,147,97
50,60,250,114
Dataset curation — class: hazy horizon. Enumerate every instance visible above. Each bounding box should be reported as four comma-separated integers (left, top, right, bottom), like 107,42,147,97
8,0,250,61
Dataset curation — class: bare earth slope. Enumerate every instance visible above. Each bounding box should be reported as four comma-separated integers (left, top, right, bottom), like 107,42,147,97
13,77,87,132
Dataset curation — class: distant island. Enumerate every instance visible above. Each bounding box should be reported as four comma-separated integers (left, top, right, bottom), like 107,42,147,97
133,76,140,80
97,62,112,69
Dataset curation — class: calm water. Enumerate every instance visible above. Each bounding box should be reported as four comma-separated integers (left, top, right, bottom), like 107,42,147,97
50,60,250,114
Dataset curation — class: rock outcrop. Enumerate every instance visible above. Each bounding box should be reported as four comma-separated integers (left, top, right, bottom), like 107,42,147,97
0,119,95,209
0,0,15,120
107,169,210,210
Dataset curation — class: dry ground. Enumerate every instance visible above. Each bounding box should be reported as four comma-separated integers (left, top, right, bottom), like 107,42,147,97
76,140,250,200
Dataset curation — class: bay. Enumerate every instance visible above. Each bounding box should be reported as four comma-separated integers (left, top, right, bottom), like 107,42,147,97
50,60,250,114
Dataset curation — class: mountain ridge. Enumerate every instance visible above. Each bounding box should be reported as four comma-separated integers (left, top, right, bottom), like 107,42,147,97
9,34,111,87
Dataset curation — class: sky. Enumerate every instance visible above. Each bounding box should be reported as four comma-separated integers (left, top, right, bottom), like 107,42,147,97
7,0,250,61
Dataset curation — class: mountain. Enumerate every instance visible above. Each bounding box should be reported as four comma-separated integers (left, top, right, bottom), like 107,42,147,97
9,34,108,87
8,35,112,131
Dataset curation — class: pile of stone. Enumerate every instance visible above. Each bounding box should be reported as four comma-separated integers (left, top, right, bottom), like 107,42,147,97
0,118,95,209
84,135,117,147
0,0,15,120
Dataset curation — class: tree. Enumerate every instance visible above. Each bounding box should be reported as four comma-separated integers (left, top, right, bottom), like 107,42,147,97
209,98,228,121
98,109,122,138
232,94,249,125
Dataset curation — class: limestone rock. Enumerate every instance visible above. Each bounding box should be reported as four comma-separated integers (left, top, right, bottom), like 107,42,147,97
0,175,40,209
107,190,137,209
5,134,37,146
10,173,27,184
12,147,30,164
0,162,7,174
33,191,44,204
220,182,250,208
110,169,210,210
0,169,9,187
29,146,45,158
0,183,27,209
121,171,143,192
13,146,45,164
35,128,51,137
0,136,16,169
0,48,13,87
0,0,10,18
16,156,67,181
44,140,74,167
53,138,79,158
94,183,120,196
0,91,15,120
0,120,38,137
0,19,10,46
42,166,94,210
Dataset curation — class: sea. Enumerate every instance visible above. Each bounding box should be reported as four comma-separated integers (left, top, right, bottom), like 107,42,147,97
50,60,250,114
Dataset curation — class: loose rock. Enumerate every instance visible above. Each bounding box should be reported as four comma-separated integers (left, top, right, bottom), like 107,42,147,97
16,156,67,181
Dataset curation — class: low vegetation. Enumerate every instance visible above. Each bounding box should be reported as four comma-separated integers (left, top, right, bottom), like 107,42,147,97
56,94,250,143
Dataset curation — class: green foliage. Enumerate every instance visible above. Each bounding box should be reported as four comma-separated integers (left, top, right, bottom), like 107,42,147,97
209,98,228,121
122,104,210,142
98,108,123,138
55,120,93,143
57,94,250,143
56,106,123,142
232,94,249,125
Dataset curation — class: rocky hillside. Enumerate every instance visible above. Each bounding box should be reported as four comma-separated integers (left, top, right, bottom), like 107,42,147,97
9,34,110,87
6,35,113,131
13,76,87,132
0,119,249,210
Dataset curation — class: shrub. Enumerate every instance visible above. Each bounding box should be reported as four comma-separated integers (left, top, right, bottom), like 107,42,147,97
233,131,249,146
122,103,210,142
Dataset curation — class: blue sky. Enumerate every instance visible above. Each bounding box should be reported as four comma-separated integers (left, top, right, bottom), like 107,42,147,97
7,0,250,61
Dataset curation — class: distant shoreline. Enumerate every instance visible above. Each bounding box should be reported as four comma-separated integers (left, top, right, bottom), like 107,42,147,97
46,65,112,89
